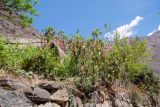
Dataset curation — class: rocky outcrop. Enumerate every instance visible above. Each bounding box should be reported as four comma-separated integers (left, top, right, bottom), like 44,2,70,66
0,78,159,107
0,88,32,107
0,9,40,38
0,9,42,48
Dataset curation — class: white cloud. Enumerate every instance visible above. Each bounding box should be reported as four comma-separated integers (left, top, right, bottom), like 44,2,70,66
158,25,160,31
105,16,143,40
147,30,156,36
147,25,160,36
130,16,143,27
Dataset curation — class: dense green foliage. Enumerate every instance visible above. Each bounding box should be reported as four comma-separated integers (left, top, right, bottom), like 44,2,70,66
0,0,38,26
0,37,57,77
133,67,160,106
0,28,159,97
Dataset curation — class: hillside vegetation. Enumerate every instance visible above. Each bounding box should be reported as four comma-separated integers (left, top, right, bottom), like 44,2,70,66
0,31,160,106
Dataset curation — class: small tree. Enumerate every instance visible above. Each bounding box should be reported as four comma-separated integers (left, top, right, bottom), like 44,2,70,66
91,28,102,40
44,26,55,43
0,0,38,26
58,30,67,40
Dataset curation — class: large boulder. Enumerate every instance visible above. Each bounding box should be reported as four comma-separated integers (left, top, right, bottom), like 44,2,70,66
50,88,68,107
0,88,32,107
27,87,51,104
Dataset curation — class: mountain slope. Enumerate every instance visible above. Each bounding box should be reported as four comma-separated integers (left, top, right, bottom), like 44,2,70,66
147,31,160,74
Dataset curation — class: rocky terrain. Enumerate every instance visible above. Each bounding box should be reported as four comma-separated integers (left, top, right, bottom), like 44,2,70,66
0,70,159,107
0,9,41,47
0,9,40,37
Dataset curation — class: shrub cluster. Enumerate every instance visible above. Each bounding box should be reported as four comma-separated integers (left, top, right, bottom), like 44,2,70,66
0,36,57,77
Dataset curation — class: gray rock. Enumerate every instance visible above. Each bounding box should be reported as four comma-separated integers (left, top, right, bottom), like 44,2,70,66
73,97,83,107
38,81,62,93
115,99,132,107
50,88,68,107
0,88,32,107
96,101,112,107
27,87,51,103
91,91,102,103
67,96,83,107
38,102,60,107
84,103,96,107
112,92,133,107
0,13,40,38
0,78,33,95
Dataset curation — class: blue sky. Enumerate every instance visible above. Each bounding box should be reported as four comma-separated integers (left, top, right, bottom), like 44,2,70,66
32,0,160,38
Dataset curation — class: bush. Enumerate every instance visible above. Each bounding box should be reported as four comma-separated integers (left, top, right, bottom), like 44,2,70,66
22,47,57,77
0,36,37,70
0,37,8,68
133,66,160,94
0,36,57,77
133,66,160,106
129,92,142,107
65,32,150,89
104,36,149,83
54,54,72,78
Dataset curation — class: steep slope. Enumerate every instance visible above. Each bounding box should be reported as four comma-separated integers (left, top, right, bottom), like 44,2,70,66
147,31,160,74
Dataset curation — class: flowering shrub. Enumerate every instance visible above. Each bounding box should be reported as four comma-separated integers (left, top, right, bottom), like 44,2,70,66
62,31,150,91
0,29,159,94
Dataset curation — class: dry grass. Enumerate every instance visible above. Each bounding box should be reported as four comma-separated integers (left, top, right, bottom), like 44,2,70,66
0,69,39,85
0,69,75,88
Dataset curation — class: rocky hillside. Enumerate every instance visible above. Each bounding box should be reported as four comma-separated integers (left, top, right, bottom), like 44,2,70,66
0,9,160,107
0,71,159,107
147,31,160,74
0,9,41,41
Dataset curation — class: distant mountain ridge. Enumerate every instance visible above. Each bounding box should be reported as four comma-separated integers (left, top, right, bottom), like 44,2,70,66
147,31,160,74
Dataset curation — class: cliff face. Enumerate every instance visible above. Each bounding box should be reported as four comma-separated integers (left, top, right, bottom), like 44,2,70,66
147,31,160,74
